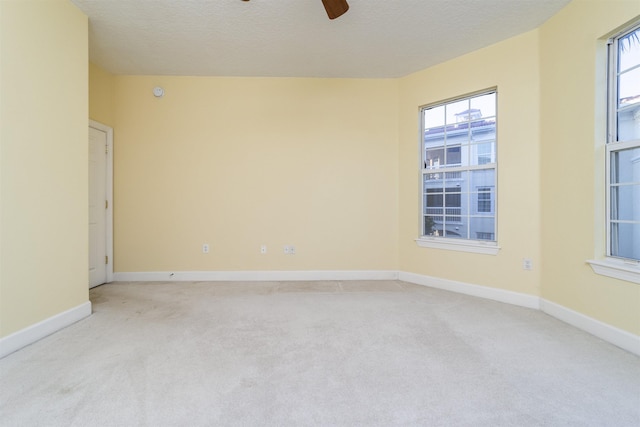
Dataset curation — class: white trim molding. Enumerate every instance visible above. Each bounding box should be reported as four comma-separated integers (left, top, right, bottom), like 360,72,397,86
399,270,639,356
113,270,399,282
415,237,501,255
0,301,92,359
398,271,539,309
587,259,640,284
540,299,640,356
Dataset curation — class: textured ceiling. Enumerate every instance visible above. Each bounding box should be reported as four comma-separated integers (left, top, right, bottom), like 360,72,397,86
71,0,570,78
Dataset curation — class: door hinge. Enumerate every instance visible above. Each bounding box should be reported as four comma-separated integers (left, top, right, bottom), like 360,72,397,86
105,255,109,264
105,144,109,154
105,200,108,209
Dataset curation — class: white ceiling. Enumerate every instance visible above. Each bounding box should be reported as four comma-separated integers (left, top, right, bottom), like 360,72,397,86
71,0,570,79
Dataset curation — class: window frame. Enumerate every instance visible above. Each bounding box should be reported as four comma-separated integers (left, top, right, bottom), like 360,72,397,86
416,88,501,255
588,21,640,284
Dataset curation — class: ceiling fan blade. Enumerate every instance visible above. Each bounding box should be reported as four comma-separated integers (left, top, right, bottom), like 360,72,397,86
321,0,349,20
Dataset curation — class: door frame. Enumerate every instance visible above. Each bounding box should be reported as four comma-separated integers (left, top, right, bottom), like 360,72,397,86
89,119,114,284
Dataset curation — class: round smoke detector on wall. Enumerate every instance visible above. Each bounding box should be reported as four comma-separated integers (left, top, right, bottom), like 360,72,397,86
153,86,164,98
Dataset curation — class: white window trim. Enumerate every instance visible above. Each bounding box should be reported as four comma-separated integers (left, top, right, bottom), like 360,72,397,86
418,88,498,253
415,237,501,255
587,258,640,284
590,21,640,284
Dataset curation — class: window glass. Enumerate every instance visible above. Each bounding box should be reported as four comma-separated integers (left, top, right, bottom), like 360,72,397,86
607,24,640,261
421,90,497,242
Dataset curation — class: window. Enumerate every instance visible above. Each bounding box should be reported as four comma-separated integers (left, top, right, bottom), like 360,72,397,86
607,23,640,262
418,90,499,254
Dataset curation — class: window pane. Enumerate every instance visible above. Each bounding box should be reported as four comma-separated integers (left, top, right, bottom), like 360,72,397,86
445,191,461,207
424,186,444,223
445,214,462,223
424,132,446,148
425,148,444,169
610,185,640,221
424,105,445,129
446,99,470,124
616,108,638,142
470,217,496,241
424,177,443,192
424,216,442,236
470,169,495,189
444,223,467,239
445,171,467,192
424,191,443,217
617,67,640,142
470,92,496,120
610,147,640,184
618,28,640,72
471,142,495,166
446,146,462,166
618,67,640,107
470,120,496,144
424,172,443,184
610,222,640,260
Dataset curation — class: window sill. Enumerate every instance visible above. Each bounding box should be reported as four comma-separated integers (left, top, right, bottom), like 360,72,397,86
587,259,640,284
415,237,501,255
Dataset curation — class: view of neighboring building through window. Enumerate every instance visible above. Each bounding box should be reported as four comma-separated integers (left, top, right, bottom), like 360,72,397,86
421,90,497,241
608,23,640,261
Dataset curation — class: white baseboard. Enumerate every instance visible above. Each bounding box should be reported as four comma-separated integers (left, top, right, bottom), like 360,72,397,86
398,271,540,309
0,301,92,359
398,271,639,356
113,270,399,282
540,299,640,356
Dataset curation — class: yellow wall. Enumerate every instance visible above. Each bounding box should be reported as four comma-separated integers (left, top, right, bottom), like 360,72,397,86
0,0,88,337
539,0,640,334
398,30,542,297
112,76,399,272
89,62,115,126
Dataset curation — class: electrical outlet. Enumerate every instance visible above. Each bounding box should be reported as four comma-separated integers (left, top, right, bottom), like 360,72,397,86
284,245,290,254
523,258,532,270
260,245,267,254
203,244,209,254
290,246,296,255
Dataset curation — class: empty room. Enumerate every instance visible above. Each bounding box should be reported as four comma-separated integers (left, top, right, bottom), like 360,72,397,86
1,0,639,425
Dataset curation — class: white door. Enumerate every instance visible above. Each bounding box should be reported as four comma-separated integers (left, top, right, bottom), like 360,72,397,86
89,126,107,288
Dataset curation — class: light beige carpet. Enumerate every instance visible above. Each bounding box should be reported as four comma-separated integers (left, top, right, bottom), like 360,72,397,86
1,280,639,426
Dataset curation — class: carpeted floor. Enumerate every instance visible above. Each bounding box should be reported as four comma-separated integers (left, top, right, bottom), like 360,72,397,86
0,280,639,426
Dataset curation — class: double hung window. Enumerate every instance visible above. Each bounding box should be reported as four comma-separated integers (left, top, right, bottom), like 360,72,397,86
419,90,497,250
607,23,640,262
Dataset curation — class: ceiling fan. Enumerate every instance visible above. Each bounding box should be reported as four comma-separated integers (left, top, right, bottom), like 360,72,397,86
321,0,349,20
242,0,349,19
241,0,349,20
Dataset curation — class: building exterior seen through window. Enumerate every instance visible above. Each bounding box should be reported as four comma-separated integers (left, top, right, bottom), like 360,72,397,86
421,90,497,241
608,23,640,261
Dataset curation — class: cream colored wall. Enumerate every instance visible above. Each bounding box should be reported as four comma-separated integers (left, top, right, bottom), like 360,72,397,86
89,62,115,127
539,0,640,334
113,76,399,272
398,31,542,297
0,0,88,337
